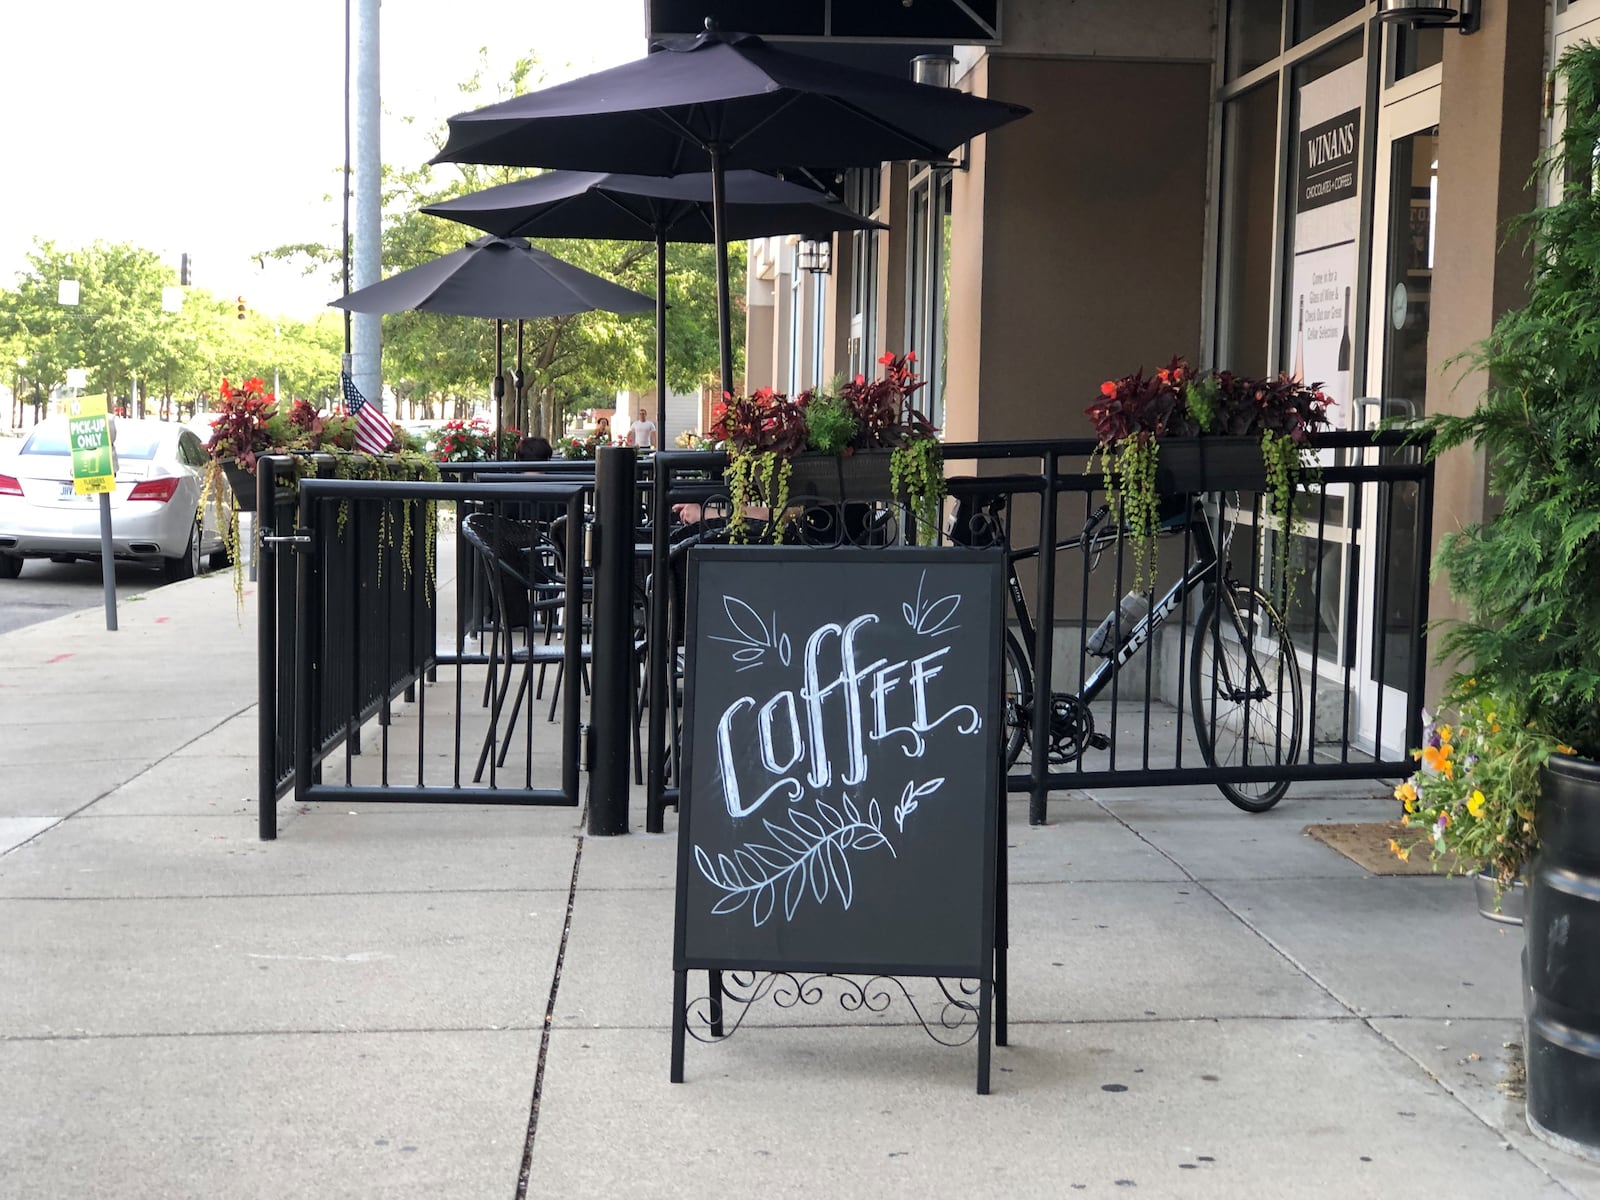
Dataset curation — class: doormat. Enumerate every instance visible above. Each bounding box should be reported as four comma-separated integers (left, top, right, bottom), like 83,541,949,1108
1302,820,1461,876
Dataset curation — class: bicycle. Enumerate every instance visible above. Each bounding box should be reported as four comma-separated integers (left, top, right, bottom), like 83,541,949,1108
953,489,1304,813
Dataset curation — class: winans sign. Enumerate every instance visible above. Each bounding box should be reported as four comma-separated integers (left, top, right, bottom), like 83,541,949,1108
1297,107,1360,214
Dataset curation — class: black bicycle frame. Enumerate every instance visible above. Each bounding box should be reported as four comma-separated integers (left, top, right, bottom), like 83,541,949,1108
1007,501,1225,708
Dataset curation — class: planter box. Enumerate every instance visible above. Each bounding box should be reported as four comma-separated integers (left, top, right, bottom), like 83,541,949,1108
747,451,896,505
1154,436,1267,496
220,459,257,512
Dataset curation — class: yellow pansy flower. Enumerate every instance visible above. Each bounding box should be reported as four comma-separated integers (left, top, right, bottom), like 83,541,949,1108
1388,838,1411,863
1467,790,1486,818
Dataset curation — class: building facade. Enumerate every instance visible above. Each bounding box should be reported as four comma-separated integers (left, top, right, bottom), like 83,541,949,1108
650,0,1582,757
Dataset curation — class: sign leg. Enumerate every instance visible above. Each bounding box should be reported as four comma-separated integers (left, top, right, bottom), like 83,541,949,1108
670,969,687,1082
995,820,1008,1046
976,977,992,1095
709,969,725,1038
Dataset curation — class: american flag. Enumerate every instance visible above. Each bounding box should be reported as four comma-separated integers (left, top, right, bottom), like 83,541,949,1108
342,372,393,455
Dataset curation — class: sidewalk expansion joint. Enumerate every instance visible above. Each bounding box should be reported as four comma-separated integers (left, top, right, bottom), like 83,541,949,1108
515,818,585,1200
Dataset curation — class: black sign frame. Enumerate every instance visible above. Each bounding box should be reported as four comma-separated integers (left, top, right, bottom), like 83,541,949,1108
669,545,1006,1092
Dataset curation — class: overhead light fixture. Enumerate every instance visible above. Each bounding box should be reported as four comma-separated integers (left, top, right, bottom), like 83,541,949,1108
1376,0,1480,34
796,239,832,275
909,53,968,170
910,53,955,89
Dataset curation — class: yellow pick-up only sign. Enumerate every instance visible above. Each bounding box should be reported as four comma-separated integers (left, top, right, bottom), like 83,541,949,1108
67,394,116,495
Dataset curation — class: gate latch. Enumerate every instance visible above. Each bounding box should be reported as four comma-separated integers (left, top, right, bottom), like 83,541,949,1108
260,529,314,555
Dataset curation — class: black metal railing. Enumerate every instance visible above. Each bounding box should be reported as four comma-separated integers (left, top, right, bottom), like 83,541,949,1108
643,431,1434,827
257,466,589,839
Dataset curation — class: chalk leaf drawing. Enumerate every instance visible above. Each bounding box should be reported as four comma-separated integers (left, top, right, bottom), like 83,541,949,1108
901,570,961,638
709,595,792,671
695,796,895,927
893,777,945,833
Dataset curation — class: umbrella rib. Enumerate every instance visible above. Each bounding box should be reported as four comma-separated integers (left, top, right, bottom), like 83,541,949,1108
813,94,952,161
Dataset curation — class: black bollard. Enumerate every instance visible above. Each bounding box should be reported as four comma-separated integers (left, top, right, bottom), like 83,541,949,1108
587,445,636,836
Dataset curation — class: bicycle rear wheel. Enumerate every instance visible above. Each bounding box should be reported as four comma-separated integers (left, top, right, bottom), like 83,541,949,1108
1003,630,1029,769
1189,582,1303,812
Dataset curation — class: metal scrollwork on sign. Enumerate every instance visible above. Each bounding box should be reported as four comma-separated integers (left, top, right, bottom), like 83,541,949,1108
683,972,983,1047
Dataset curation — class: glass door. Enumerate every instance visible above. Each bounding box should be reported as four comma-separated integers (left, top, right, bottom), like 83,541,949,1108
1354,81,1438,758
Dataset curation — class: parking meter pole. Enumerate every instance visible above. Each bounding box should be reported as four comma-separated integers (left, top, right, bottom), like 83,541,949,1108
587,445,635,837
97,492,117,632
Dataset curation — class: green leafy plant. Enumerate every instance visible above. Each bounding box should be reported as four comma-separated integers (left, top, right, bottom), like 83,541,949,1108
1086,358,1332,593
708,352,946,545
1400,42,1600,793
1390,685,1561,889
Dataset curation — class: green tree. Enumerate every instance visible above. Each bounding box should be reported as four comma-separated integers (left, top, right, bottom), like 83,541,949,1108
268,50,743,439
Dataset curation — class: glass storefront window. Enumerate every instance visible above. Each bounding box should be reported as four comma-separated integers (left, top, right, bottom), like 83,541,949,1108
1216,81,1280,376
1392,24,1443,79
1293,0,1363,42
1227,0,1283,80
846,168,881,377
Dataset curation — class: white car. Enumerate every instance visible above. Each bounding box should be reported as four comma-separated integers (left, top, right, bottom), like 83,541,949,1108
0,418,229,581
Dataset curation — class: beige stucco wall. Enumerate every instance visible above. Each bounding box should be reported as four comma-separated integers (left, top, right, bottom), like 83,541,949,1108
945,54,1213,445
1425,0,1546,692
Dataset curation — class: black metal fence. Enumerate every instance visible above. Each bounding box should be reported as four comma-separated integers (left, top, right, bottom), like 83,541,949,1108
257,431,1433,839
256,459,589,839
644,430,1434,827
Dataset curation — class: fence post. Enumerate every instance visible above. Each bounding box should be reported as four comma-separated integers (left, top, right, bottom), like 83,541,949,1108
588,445,635,835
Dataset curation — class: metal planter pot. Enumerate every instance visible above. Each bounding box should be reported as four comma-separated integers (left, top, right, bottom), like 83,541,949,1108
1525,752,1600,1160
1153,436,1268,496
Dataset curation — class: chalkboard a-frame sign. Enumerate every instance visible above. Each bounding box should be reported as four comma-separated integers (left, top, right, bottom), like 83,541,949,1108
670,546,1006,1093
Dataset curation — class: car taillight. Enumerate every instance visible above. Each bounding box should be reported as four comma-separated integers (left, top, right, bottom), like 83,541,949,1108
0,474,21,497
128,477,181,503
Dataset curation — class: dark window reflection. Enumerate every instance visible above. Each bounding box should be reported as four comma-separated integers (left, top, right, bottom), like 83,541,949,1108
1228,0,1283,79
1394,24,1443,79
1294,0,1363,42
1217,82,1280,377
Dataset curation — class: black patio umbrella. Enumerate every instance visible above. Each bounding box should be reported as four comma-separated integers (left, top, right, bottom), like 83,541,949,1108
421,170,886,416
432,26,1030,399
330,234,653,455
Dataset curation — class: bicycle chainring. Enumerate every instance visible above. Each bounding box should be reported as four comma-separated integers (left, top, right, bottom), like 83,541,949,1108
1046,692,1095,764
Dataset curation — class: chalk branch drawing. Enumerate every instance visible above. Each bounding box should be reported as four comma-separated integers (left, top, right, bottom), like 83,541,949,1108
697,575,982,926
694,797,895,926
902,570,961,637
709,596,791,671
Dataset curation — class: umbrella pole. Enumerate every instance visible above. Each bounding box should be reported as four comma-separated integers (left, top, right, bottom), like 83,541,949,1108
710,144,734,401
493,319,505,460
655,229,668,423
515,318,525,436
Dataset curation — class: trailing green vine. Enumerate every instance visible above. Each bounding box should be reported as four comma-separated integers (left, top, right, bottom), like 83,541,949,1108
1259,429,1309,607
1087,433,1161,592
890,438,947,546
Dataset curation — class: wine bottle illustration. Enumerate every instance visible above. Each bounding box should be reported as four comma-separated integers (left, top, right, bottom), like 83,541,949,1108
1292,294,1305,382
1336,285,1352,372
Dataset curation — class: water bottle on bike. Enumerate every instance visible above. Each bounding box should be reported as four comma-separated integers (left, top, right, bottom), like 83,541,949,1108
1085,590,1150,657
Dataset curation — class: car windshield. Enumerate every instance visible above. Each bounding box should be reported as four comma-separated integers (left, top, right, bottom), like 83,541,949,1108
22,424,163,461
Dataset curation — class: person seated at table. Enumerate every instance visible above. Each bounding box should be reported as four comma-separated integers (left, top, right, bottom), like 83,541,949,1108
516,435,553,462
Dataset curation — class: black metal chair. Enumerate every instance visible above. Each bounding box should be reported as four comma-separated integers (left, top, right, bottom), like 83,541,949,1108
461,511,645,783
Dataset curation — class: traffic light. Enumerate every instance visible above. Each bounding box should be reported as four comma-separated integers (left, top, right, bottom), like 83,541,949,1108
236,296,246,321
179,252,190,287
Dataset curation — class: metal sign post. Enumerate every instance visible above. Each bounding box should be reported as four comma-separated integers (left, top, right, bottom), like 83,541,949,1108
66,393,118,631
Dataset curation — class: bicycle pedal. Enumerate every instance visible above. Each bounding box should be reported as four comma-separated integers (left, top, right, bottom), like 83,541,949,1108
1087,732,1110,751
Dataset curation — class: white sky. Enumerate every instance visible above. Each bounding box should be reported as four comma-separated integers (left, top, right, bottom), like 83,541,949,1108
0,0,647,320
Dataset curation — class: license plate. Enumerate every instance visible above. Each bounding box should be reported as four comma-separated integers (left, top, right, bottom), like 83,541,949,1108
58,484,96,501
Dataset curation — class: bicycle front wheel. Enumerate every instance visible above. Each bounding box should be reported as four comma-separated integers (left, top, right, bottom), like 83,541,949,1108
1189,583,1303,812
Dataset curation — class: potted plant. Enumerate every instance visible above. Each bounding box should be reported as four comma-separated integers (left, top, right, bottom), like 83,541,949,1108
1404,42,1600,1158
710,351,946,544
1086,358,1332,590
1388,684,1557,922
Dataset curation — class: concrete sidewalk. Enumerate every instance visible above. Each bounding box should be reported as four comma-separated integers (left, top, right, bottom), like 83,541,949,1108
3,569,1600,1199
